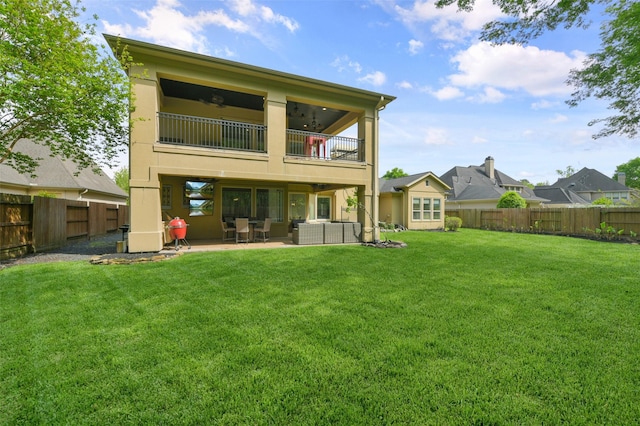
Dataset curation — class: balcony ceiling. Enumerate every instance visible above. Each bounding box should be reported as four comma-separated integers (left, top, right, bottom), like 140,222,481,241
159,78,349,133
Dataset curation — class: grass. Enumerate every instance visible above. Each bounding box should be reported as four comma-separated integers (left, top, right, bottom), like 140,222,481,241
1,229,639,424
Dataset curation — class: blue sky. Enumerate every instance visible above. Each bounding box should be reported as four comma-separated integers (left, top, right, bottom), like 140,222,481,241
85,0,637,184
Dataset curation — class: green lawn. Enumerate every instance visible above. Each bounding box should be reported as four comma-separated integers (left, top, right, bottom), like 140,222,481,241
1,230,639,424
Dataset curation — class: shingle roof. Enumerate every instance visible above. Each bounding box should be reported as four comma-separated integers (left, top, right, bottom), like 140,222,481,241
379,172,449,193
548,167,630,192
439,162,547,203
0,139,127,198
532,187,590,205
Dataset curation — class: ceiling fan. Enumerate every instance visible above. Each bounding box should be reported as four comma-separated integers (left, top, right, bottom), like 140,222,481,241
199,92,225,108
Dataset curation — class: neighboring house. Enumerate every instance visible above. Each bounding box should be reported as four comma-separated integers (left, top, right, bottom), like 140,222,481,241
536,168,632,205
106,35,395,252
531,187,590,207
440,156,548,210
379,172,450,230
0,138,128,205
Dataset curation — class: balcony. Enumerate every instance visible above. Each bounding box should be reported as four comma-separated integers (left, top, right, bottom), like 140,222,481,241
158,112,364,162
158,112,266,153
286,130,364,162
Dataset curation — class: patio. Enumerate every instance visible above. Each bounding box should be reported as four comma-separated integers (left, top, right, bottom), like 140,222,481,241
159,235,303,253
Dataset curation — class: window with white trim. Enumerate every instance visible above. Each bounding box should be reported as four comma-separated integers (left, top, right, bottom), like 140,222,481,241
423,198,431,220
413,197,443,221
433,198,441,220
412,197,421,220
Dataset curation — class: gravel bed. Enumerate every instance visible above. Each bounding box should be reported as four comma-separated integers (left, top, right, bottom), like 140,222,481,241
1,233,178,269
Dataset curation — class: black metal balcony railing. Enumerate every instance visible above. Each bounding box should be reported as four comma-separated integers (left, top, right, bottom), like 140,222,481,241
157,112,364,162
158,112,266,153
286,130,364,162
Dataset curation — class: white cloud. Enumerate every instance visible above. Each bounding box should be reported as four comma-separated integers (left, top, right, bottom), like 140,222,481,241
531,100,558,110
423,127,452,145
430,85,464,100
448,42,587,97
102,0,297,54
408,39,424,55
397,81,414,89
570,129,592,146
393,0,504,43
358,71,387,87
230,0,299,32
331,55,362,74
472,136,488,144
550,114,569,123
476,86,506,104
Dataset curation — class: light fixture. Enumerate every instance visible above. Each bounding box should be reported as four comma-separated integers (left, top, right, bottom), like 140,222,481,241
288,102,304,118
304,113,322,132
199,91,225,107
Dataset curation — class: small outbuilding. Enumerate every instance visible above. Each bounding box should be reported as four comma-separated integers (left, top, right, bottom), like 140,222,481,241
379,172,450,230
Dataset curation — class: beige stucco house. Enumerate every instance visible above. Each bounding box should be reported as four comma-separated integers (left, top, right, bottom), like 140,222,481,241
106,35,395,252
379,172,450,230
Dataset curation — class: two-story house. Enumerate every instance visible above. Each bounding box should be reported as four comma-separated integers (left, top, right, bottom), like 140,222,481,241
106,35,395,253
535,168,633,205
440,156,547,210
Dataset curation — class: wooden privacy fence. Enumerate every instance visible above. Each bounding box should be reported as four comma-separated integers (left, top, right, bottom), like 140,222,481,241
446,207,640,238
1,193,129,260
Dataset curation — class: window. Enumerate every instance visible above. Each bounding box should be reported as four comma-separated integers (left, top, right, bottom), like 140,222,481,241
413,197,443,221
412,197,421,220
289,193,306,220
433,198,441,220
256,188,283,222
317,196,331,220
423,198,431,220
222,188,251,219
605,192,628,201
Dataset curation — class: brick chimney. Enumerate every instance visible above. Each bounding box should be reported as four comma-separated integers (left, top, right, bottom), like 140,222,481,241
618,172,626,186
484,156,495,179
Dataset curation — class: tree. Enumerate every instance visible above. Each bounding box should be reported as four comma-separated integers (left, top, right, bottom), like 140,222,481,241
519,179,534,189
567,0,640,139
556,165,577,178
497,191,527,208
613,157,640,189
382,167,409,179
113,167,129,193
435,0,640,140
0,0,132,177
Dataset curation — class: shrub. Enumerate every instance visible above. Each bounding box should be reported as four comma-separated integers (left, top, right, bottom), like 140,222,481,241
592,197,614,206
497,191,527,208
445,216,462,231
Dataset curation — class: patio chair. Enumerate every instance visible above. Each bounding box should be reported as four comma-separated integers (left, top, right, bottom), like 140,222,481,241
220,218,235,242
235,218,250,244
254,218,272,242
